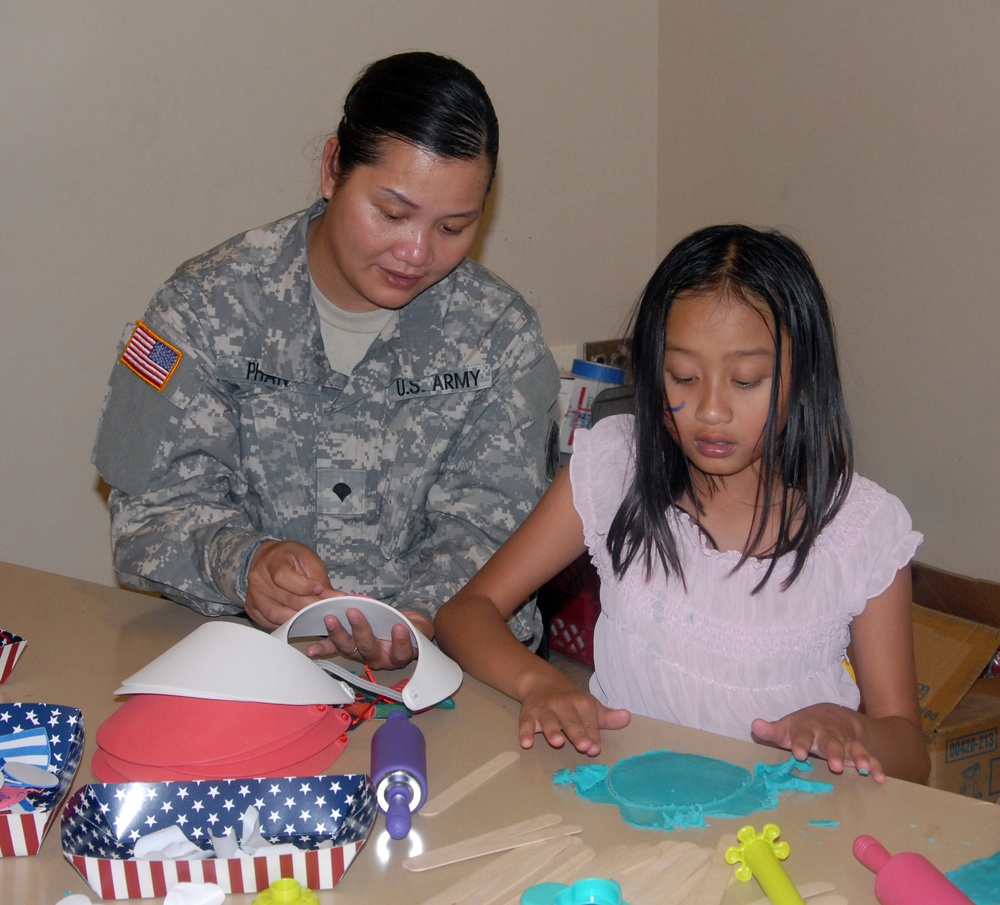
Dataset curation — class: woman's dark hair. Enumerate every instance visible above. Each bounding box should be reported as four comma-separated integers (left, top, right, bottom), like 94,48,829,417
334,51,499,188
607,224,854,593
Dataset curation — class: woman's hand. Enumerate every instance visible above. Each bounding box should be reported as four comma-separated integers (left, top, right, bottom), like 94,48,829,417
305,608,432,670
517,675,630,757
245,540,341,629
751,702,883,782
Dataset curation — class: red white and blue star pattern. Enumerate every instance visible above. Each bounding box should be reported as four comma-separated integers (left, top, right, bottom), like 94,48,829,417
0,702,85,857
61,774,376,899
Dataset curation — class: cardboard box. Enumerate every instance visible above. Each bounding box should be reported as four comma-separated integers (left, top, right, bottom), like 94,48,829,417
912,563,1000,799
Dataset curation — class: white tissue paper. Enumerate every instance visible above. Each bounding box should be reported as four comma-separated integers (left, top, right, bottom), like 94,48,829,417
163,882,226,905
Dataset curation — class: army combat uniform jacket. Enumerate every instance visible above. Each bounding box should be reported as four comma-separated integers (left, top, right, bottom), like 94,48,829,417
93,201,559,644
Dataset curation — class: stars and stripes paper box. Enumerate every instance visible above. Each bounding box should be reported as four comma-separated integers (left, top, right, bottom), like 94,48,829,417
61,774,377,900
120,321,183,391
0,703,85,857
0,630,26,684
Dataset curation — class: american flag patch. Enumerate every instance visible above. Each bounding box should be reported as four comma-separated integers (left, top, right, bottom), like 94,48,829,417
120,321,182,390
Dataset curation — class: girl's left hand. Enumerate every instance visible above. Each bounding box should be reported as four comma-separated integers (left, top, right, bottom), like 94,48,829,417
750,703,885,783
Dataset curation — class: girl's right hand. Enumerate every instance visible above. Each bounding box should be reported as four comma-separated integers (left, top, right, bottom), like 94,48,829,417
518,678,630,756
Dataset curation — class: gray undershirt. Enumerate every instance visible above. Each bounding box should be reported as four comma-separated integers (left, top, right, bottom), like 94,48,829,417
311,276,395,375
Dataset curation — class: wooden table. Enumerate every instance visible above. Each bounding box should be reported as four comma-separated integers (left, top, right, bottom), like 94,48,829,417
2,561,999,904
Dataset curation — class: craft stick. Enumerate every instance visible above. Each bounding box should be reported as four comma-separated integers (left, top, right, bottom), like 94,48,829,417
415,812,561,866
589,842,658,880
485,838,600,905
614,840,706,887
804,897,846,905
420,845,530,905
421,752,520,816
608,840,681,881
403,821,583,872
468,836,592,905
456,837,579,905
663,860,711,905
624,843,712,902
745,881,836,905
693,834,738,905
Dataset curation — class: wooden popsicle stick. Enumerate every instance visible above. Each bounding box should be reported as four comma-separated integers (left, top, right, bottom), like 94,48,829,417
624,843,711,901
403,821,583,872
529,842,597,889
420,844,532,905
416,812,561,866
608,840,680,881
614,840,706,887
421,752,521,816
693,834,738,905
744,880,836,905
491,841,597,904
468,836,587,905
456,837,579,905
590,842,658,880
663,860,711,905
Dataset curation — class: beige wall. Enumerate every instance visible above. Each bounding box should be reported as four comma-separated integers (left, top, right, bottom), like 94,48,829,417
3,2,997,589
0,2,658,587
657,3,1000,580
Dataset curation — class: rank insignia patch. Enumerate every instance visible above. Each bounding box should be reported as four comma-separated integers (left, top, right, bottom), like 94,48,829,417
120,321,182,390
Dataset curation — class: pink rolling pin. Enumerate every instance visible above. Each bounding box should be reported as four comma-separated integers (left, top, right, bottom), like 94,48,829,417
853,834,974,905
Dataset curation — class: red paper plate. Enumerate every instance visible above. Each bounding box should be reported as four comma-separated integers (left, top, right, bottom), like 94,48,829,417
96,695,334,766
92,731,350,782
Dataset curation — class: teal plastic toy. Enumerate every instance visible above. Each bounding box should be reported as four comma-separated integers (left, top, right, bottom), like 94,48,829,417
521,877,629,905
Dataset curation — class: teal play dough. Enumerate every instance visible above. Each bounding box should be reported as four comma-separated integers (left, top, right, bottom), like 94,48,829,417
946,850,1000,904
553,749,832,830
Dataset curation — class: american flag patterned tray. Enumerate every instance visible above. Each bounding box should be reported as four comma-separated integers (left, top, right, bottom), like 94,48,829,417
61,774,377,899
0,630,27,684
0,702,85,857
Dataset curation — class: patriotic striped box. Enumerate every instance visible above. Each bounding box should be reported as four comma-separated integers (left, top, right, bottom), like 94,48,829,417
61,774,377,899
0,703,85,857
0,630,27,683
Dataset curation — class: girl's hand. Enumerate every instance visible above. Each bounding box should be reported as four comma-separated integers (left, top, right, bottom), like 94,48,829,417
518,678,630,756
750,702,885,783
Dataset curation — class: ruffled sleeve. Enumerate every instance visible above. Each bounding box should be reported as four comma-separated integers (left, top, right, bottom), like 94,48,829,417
568,414,635,554
830,476,922,601
864,491,922,599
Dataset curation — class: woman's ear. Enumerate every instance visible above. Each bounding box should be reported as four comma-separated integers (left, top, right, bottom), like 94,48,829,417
320,137,342,200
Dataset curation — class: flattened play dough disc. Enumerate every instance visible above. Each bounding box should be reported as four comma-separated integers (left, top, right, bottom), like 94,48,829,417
607,749,752,811
555,749,833,830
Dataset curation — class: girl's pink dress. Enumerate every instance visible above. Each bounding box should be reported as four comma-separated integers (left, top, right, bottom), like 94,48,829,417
570,414,921,741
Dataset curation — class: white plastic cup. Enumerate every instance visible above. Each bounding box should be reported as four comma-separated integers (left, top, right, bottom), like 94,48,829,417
560,359,626,452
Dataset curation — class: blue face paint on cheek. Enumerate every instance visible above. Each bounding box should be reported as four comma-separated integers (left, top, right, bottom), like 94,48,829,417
667,401,685,413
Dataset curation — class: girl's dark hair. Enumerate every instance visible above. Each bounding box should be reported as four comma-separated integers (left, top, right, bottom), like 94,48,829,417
334,51,499,188
607,224,854,592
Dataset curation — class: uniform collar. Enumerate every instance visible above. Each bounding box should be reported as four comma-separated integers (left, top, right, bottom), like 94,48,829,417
256,201,465,392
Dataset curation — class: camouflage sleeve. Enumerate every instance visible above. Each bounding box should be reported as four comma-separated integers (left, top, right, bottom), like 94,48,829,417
388,308,560,644
95,289,268,616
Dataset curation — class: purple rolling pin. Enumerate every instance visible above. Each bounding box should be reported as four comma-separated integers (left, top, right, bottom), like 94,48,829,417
853,834,974,905
370,711,427,839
